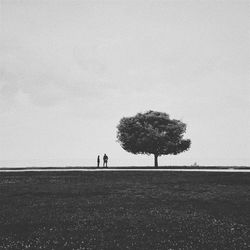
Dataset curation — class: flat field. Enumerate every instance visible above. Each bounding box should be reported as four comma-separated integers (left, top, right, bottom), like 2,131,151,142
0,171,249,249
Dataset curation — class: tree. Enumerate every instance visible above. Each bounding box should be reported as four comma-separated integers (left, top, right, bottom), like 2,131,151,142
117,111,191,167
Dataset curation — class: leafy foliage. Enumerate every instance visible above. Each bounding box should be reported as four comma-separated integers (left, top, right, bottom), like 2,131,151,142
117,111,191,157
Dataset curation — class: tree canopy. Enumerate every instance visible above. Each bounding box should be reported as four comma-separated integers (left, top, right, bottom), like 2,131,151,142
117,111,191,167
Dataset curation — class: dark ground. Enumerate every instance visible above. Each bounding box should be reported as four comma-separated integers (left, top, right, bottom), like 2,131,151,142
0,171,249,250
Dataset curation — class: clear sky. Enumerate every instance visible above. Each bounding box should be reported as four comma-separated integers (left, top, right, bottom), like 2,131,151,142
0,0,249,167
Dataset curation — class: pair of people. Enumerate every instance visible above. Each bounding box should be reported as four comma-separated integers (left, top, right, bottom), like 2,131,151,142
97,154,108,168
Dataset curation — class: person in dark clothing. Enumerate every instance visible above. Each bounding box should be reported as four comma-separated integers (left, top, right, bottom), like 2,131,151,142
97,155,100,168
103,154,108,167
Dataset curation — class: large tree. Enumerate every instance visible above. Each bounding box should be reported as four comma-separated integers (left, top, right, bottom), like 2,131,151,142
117,111,191,167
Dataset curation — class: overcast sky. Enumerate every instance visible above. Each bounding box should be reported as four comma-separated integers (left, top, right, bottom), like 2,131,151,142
0,0,249,167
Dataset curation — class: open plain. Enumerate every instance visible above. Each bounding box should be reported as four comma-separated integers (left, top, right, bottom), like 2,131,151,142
0,170,249,249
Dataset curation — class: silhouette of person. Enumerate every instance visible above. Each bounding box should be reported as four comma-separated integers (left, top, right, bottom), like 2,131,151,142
103,154,108,168
97,155,100,168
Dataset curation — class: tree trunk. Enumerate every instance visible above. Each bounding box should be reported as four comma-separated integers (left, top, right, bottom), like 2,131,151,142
154,154,158,167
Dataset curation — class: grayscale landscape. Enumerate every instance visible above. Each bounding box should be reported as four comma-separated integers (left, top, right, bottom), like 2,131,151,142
0,0,249,249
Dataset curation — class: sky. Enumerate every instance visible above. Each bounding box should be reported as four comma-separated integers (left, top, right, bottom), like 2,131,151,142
0,0,249,167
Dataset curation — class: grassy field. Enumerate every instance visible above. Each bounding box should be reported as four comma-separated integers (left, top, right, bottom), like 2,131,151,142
0,171,249,249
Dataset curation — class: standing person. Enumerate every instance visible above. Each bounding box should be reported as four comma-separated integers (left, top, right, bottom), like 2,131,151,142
103,154,108,168
97,155,100,168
